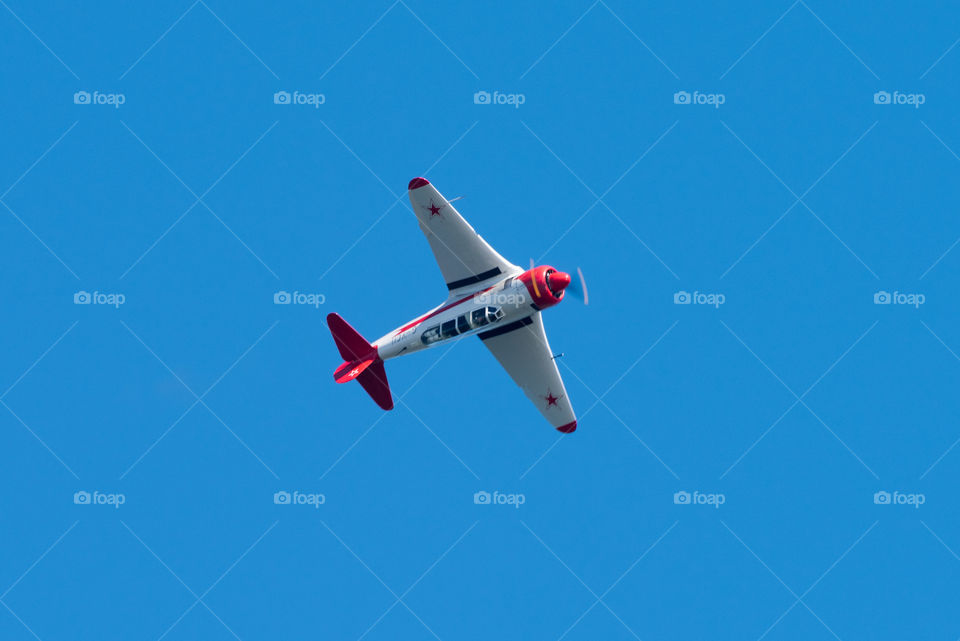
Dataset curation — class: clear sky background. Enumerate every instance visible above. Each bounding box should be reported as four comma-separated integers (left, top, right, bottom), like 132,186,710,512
1,1,960,639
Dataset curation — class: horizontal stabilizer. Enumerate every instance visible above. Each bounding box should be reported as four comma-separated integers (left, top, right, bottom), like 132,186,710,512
333,357,377,383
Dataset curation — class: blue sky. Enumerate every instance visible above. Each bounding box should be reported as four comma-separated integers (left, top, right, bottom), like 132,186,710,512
1,1,960,639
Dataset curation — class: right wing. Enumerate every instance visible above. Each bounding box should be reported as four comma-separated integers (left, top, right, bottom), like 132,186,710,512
479,312,576,433
407,177,519,296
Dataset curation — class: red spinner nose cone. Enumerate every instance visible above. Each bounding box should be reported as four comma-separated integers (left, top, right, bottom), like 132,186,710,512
552,271,571,292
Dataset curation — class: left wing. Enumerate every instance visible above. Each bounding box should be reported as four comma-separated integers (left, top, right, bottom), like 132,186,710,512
408,177,519,295
479,312,576,433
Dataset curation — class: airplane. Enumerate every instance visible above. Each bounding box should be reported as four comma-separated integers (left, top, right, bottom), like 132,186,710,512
326,177,587,433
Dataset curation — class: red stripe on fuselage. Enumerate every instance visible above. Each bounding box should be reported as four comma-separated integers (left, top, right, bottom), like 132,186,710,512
395,285,497,334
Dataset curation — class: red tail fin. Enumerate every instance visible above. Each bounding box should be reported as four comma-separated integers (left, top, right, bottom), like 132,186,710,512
326,313,393,410
327,312,374,361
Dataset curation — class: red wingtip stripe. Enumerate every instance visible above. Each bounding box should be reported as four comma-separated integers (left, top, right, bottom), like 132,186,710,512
557,421,577,434
408,177,430,190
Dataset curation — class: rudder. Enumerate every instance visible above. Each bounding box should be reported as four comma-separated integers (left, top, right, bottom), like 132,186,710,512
327,313,374,361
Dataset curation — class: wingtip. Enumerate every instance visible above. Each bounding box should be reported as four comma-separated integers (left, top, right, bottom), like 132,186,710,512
557,421,577,434
408,177,430,190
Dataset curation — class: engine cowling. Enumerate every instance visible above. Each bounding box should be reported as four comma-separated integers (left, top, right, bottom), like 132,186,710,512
517,265,571,310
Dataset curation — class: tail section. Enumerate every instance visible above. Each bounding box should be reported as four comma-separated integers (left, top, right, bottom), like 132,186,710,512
327,313,394,410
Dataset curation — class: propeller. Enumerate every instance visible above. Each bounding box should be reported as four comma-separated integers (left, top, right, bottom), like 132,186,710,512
566,267,589,305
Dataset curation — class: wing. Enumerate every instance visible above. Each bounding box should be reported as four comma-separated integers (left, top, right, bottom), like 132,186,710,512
408,177,519,295
479,312,577,433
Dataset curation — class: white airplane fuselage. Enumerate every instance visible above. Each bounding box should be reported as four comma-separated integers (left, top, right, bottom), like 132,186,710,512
373,264,569,361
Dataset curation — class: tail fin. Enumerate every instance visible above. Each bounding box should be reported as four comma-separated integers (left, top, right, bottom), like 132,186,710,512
326,313,394,410
327,312,374,361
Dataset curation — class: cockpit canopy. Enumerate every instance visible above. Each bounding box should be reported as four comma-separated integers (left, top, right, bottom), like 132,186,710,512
421,306,504,345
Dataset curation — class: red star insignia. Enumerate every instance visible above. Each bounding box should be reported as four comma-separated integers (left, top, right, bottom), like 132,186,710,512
544,391,563,407
426,202,442,217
